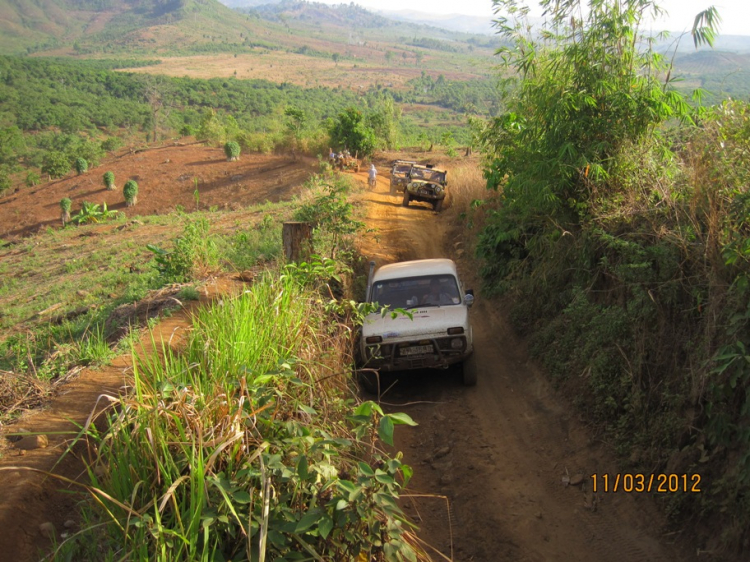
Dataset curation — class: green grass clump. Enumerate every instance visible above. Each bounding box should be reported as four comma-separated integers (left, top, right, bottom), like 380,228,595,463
66,271,422,561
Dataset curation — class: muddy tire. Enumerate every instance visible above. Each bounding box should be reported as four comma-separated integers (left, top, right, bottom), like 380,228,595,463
402,189,410,207
357,370,380,394
461,353,477,386
433,199,444,212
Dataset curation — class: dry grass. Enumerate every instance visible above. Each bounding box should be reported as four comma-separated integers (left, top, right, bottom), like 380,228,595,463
445,162,488,215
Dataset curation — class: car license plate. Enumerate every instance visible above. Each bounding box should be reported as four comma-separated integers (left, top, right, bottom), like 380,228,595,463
401,345,433,356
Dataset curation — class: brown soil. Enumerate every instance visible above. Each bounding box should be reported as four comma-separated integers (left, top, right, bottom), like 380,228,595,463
353,168,703,562
0,143,316,239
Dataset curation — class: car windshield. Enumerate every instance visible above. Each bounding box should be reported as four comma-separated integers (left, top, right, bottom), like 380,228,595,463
370,274,461,309
410,168,445,183
393,163,412,174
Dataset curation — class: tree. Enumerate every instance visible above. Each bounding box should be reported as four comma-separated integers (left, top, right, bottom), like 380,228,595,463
332,53,340,66
42,151,70,179
482,0,715,221
123,180,138,207
368,94,401,150
328,107,376,157
284,107,306,139
0,166,11,195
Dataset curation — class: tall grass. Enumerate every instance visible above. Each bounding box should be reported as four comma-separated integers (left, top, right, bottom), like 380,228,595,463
444,162,487,216
64,271,424,561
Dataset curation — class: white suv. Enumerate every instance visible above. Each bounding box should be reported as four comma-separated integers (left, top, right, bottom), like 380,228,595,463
357,259,476,390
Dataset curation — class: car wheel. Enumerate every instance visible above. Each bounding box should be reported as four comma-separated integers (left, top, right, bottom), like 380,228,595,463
461,354,477,386
357,369,380,394
433,199,444,212
402,190,410,207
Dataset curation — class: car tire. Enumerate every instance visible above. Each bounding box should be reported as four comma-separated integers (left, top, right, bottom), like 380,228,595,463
461,353,477,386
357,369,380,395
402,190,410,207
434,199,444,212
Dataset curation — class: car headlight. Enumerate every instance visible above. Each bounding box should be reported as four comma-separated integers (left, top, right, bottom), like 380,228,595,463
434,186,442,193
450,338,464,349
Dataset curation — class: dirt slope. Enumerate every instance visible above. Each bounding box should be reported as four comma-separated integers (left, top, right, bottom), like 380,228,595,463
0,144,315,239
354,169,699,562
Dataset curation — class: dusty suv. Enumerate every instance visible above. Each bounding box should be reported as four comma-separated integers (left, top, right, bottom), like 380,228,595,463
402,165,448,212
357,258,476,391
389,160,416,195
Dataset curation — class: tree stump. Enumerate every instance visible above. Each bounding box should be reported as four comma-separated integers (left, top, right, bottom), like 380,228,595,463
282,222,313,262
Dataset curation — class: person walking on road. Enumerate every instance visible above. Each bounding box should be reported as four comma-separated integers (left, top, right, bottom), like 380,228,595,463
368,164,377,190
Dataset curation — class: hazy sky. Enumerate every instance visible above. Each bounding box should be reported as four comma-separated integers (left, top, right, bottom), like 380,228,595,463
317,1,749,36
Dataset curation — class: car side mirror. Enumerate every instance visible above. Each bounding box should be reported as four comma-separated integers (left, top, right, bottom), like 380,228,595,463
464,293,474,307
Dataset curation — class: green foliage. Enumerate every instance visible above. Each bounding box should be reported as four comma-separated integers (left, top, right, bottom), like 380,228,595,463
294,175,365,259
484,0,697,223
41,151,70,179
101,136,123,152
60,198,72,213
328,107,376,156
103,171,115,190
123,180,138,207
25,170,40,187
223,140,240,161
67,274,421,561
147,219,218,283
70,202,119,225
74,157,88,175
474,0,750,554
0,166,11,195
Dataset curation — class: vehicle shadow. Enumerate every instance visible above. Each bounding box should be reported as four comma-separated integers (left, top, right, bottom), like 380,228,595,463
361,366,463,403
367,199,435,212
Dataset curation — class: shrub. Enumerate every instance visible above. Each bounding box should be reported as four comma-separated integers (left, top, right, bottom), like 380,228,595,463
74,157,88,175
147,218,218,282
103,171,115,191
224,141,240,161
25,171,40,187
123,180,138,207
0,167,11,195
100,137,123,152
60,198,72,225
41,151,71,179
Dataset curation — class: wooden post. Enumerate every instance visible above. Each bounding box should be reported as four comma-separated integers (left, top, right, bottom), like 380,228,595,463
282,222,313,262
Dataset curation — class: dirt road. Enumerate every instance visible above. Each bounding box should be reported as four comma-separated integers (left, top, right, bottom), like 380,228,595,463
354,170,697,562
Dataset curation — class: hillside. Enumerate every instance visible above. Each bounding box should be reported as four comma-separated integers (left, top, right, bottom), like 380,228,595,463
0,0,264,54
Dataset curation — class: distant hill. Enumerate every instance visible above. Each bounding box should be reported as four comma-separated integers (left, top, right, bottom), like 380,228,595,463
248,0,393,29
379,9,495,36
0,0,255,54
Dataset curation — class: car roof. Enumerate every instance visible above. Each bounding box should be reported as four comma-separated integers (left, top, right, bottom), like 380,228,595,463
373,259,458,281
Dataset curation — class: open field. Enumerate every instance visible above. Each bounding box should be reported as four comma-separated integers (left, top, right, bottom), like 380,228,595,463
125,52,488,90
